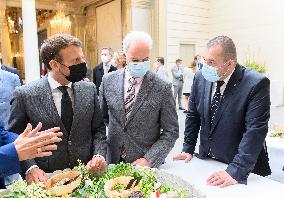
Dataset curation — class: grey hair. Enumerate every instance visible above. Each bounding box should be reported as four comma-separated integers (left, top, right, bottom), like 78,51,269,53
123,31,152,53
207,36,237,61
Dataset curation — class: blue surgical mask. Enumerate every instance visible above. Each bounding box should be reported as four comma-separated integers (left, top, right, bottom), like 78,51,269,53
201,64,221,82
127,61,150,77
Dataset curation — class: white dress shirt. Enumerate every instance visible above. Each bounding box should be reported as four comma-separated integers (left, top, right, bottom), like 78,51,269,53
47,74,74,117
211,69,235,101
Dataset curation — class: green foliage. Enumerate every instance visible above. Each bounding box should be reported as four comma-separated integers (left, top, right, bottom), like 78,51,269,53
244,60,266,74
138,169,157,198
4,161,191,198
158,185,172,193
72,162,141,198
114,184,125,190
3,180,51,198
269,130,284,138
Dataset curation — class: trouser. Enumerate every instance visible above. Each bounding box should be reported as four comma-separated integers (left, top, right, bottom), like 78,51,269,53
173,83,183,108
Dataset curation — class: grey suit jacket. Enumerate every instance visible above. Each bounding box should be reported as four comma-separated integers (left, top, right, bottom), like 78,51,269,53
8,76,106,173
171,65,184,86
100,69,179,168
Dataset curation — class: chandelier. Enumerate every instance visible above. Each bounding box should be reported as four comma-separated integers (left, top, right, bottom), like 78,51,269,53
49,3,71,35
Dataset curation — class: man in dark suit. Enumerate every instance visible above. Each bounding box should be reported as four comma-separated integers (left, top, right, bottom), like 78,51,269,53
1,64,23,85
93,47,117,95
174,36,271,187
1,123,62,188
8,34,107,184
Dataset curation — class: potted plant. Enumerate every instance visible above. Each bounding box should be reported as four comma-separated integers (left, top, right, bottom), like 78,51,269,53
243,60,267,74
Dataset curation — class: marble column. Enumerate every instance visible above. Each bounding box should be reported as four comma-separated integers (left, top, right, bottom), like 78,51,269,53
85,6,97,69
124,0,159,69
22,0,40,83
70,13,86,50
0,2,12,66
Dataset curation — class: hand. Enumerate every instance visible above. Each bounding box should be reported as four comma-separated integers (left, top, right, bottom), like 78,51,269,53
86,155,107,173
26,167,48,184
14,122,63,161
207,171,238,188
173,152,193,163
132,158,151,167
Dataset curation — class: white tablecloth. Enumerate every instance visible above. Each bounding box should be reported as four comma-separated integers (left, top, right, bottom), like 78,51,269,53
160,158,284,198
270,80,284,106
266,137,284,183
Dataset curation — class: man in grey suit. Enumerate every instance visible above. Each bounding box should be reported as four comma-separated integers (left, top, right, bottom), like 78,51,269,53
171,59,184,110
100,31,179,168
8,34,107,184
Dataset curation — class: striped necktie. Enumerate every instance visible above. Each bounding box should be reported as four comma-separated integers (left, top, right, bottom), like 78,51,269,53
125,77,137,119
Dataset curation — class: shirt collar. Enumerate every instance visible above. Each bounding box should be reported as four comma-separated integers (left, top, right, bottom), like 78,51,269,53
47,73,72,90
103,62,111,67
222,67,235,85
124,66,143,84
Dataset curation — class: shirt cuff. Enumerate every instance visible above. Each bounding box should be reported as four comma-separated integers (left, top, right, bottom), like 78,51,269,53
25,165,39,175
0,143,21,177
182,143,195,154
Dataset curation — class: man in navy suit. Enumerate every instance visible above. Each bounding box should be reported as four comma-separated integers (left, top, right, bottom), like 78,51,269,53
174,36,271,187
0,67,21,128
93,47,117,95
1,64,23,85
0,123,62,188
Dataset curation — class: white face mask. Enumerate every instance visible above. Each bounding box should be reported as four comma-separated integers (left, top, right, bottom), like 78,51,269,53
101,55,109,63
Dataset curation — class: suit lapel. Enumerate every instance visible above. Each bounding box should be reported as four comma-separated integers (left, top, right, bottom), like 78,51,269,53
71,83,84,136
210,64,243,133
204,80,213,132
38,76,65,130
116,70,127,126
125,72,153,127
99,63,104,79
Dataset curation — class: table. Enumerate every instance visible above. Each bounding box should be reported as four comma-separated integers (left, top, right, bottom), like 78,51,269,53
266,137,284,183
270,80,284,106
160,158,284,198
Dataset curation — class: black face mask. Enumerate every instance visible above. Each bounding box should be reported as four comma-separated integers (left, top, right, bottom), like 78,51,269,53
65,62,87,83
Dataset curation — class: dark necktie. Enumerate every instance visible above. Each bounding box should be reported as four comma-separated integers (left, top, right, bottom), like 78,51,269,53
210,81,225,126
58,86,73,133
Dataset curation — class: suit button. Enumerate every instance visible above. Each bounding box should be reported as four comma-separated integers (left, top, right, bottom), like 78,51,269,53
209,137,213,141
68,141,72,146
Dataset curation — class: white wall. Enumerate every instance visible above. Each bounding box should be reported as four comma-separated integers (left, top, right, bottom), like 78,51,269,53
132,7,151,33
166,0,210,69
96,0,122,58
209,0,284,81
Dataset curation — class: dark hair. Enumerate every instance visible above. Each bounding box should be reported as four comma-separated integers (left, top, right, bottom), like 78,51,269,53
156,57,164,65
176,58,182,64
40,34,82,70
194,54,201,61
207,35,237,61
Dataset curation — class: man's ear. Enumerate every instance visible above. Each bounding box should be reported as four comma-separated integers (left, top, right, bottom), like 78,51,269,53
228,59,236,69
49,60,59,71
